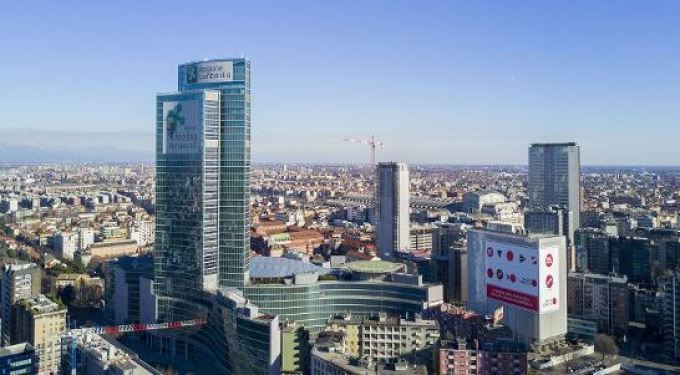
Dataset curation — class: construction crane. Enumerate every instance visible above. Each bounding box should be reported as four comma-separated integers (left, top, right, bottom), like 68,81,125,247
343,135,384,165
64,319,207,374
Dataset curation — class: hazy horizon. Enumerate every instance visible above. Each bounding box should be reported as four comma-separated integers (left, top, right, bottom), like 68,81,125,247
2,1,680,165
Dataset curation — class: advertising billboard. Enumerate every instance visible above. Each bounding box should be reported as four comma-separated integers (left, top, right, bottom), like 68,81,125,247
162,99,201,155
485,239,559,314
185,60,234,84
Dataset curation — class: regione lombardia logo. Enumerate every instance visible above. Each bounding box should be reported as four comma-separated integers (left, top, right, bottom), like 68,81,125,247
186,65,198,84
166,104,185,139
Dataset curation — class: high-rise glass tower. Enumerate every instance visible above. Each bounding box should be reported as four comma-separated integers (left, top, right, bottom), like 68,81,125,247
375,162,410,258
528,143,581,237
155,59,251,320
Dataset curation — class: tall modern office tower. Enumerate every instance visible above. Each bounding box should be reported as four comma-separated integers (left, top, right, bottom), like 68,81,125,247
375,162,410,258
528,143,581,238
155,58,251,321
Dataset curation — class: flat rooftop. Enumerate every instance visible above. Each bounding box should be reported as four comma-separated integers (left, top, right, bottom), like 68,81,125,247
346,260,405,274
249,256,330,279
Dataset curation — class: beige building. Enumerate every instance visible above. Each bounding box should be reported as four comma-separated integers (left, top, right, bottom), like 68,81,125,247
15,294,67,375
324,312,439,364
88,239,140,259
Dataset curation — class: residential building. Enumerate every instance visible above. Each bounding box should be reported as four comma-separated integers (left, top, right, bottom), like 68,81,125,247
68,333,160,375
410,226,433,251
1,263,41,346
324,312,439,365
281,321,310,375
129,220,155,247
574,228,610,274
14,295,67,375
611,236,651,284
310,331,428,375
52,232,77,260
437,338,528,375
567,272,630,335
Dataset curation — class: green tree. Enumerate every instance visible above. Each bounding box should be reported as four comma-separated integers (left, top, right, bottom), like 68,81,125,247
59,285,77,306
71,253,87,273
594,334,619,360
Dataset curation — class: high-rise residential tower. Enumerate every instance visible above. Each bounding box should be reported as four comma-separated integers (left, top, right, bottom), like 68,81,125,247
528,143,581,238
155,58,251,321
1,262,41,346
375,162,410,258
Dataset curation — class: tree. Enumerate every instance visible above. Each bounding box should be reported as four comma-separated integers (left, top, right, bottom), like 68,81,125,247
71,253,87,273
594,334,619,360
59,285,77,306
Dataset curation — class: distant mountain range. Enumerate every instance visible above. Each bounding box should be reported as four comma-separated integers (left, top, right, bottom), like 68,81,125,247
0,129,154,163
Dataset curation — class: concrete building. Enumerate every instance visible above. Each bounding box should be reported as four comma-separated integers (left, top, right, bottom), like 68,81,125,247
567,272,630,335
324,312,439,365
1,262,42,346
0,342,35,375
437,338,528,375
129,220,155,247
462,191,506,214
662,272,680,362
432,235,468,304
524,206,573,243
375,162,410,258
69,332,160,375
88,239,140,259
574,228,611,274
14,294,67,375
310,331,428,375
77,227,96,251
105,255,156,324
409,226,433,251
53,232,77,260
610,236,651,284
281,321,310,375
528,143,581,239
467,229,568,348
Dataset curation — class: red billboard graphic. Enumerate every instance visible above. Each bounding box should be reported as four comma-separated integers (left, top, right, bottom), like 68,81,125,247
485,239,560,314
486,285,538,311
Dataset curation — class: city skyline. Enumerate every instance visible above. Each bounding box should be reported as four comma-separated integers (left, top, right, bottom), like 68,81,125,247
2,1,680,165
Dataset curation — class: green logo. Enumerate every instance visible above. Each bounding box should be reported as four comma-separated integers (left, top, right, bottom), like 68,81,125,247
187,65,198,83
166,104,185,139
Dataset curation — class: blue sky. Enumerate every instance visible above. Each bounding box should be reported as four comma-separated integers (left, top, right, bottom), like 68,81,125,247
1,1,679,165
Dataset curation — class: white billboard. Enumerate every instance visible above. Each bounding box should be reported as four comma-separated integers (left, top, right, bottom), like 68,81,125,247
162,99,201,155
185,61,234,84
485,239,559,314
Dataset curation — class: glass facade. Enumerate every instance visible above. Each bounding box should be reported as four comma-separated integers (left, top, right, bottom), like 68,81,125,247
243,281,434,332
177,59,251,290
155,90,221,320
155,59,251,321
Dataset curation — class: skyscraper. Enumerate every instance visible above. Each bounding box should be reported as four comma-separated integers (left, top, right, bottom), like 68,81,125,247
375,162,410,258
155,58,251,321
528,142,581,239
